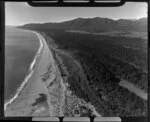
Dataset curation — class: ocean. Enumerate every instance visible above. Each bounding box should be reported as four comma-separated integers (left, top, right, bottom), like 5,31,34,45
5,27,40,102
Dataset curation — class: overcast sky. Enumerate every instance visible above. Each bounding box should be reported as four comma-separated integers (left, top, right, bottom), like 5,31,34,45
5,2,147,26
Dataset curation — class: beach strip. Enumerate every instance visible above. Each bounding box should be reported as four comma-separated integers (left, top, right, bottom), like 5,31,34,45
5,31,54,116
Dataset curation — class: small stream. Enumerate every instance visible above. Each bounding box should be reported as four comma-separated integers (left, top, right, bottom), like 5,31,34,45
119,79,147,100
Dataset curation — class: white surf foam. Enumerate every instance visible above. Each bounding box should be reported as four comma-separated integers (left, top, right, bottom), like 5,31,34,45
4,31,44,111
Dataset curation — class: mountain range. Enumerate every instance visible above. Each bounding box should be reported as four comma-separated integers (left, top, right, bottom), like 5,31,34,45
19,17,147,32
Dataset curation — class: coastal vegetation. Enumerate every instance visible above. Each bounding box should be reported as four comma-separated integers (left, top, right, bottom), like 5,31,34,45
18,17,147,116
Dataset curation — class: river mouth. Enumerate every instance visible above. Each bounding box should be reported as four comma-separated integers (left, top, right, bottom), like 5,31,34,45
119,79,147,100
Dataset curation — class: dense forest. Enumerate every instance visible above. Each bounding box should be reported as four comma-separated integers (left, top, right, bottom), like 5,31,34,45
41,30,147,116
45,31,147,91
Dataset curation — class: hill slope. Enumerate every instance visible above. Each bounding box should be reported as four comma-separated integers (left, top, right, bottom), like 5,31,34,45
19,17,147,32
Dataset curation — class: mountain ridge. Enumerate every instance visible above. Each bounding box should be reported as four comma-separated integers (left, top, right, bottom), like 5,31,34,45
19,17,147,32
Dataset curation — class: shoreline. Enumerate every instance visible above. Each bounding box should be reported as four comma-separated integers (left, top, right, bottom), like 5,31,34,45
42,33,101,117
4,30,44,111
5,30,65,116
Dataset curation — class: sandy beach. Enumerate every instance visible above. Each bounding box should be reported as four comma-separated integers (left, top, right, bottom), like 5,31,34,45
5,31,65,116
5,30,101,117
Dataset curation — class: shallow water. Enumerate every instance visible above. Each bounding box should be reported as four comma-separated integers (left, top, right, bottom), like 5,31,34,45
5,27,39,101
119,79,147,100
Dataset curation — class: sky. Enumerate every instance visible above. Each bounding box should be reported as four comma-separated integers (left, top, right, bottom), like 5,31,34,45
5,2,147,26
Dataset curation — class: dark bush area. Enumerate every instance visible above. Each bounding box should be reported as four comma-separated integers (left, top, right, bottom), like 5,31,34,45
78,53,147,116
42,30,147,116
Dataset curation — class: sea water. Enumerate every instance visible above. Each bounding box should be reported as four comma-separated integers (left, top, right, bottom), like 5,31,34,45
5,27,40,102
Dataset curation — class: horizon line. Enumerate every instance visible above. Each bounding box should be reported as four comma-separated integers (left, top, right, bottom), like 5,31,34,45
6,16,147,26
